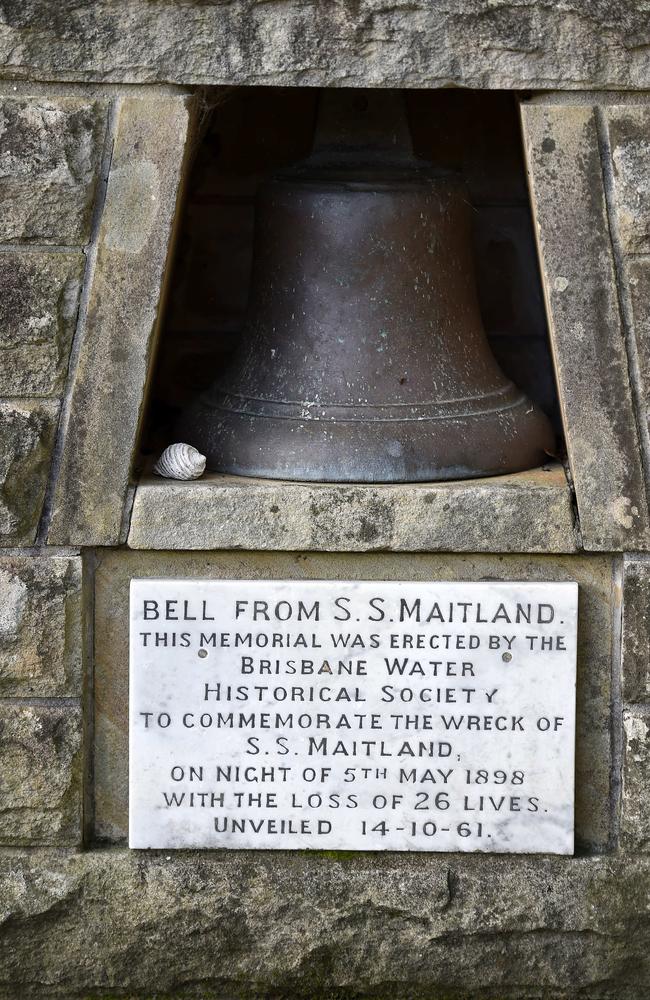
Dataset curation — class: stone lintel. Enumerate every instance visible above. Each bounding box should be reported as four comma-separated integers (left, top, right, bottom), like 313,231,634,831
1,2,650,91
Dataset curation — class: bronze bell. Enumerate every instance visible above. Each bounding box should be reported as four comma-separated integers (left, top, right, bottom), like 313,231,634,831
178,91,554,482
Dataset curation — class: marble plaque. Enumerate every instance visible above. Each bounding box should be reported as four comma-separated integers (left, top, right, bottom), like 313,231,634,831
129,579,578,853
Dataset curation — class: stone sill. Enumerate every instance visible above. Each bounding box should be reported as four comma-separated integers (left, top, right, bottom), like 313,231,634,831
127,462,578,553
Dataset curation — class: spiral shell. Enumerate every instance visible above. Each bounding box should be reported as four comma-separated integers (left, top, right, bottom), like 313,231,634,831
154,443,206,481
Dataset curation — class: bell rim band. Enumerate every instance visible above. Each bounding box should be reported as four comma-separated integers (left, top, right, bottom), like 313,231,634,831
197,383,529,424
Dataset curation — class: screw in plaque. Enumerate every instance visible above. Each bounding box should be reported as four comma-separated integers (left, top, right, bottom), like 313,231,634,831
198,649,208,659
502,652,512,663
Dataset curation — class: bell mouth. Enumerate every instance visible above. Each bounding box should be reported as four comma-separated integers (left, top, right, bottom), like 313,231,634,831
177,385,554,484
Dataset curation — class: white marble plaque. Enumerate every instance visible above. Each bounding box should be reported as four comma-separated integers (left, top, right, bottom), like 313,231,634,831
129,579,578,853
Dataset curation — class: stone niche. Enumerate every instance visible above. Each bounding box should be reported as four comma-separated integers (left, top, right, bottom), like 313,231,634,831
2,20,650,994
141,88,561,461
127,87,575,556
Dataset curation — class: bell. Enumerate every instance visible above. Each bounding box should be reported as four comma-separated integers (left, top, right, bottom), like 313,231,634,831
178,91,554,482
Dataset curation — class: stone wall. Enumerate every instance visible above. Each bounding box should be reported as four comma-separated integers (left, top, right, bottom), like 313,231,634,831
2,7,650,995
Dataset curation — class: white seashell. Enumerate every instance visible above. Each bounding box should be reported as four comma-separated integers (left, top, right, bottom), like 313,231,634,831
154,443,206,481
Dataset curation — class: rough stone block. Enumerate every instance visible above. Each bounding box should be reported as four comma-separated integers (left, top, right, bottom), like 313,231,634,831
48,94,195,545
0,96,105,244
94,550,612,852
2,2,650,92
0,702,82,846
521,103,650,551
622,707,650,852
622,558,650,703
0,251,84,395
128,465,577,553
607,107,650,255
0,850,649,999
0,556,82,698
0,399,58,545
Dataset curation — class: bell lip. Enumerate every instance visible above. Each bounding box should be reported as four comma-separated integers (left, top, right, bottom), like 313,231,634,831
187,462,552,485
176,392,556,484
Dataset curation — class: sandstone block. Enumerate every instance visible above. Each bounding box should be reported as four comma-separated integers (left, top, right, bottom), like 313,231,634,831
0,97,105,244
607,107,650,255
1,2,650,91
622,707,650,851
622,558,650,703
0,251,84,395
128,465,577,553
521,103,650,551
0,850,649,999
0,399,58,545
0,702,82,846
0,555,82,698
48,94,195,545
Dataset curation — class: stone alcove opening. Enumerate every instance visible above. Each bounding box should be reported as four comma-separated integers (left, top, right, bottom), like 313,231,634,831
138,86,563,474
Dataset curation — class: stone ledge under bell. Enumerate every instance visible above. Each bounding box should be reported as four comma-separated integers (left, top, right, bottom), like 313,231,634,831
127,463,577,553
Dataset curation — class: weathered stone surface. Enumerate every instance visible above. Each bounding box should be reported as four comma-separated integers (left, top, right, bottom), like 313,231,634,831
94,550,612,851
629,257,650,438
0,399,58,545
0,96,105,244
1,1,650,91
0,251,83,395
521,103,650,552
608,106,650,255
0,555,82,698
0,702,82,846
128,465,577,553
0,849,649,999
48,94,195,546
622,707,650,852
622,558,650,703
